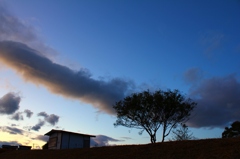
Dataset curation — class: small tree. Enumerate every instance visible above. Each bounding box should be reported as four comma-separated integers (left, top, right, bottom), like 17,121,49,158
171,123,194,141
42,142,48,149
113,89,196,143
222,121,240,138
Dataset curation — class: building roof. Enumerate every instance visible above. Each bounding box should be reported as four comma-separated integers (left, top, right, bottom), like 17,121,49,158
44,129,96,137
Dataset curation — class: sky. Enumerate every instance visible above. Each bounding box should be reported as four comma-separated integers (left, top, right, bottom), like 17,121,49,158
0,0,240,149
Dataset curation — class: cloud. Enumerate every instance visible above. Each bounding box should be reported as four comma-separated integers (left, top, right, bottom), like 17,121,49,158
24,109,33,118
184,68,203,84
0,141,20,147
0,126,24,135
187,75,240,128
121,137,132,140
0,3,36,43
90,135,123,147
10,112,23,121
33,135,49,142
0,92,21,115
31,120,45,131
38,112,59,126
30,112,59,131
0,3,57,59
37,112,48,118
45,114,59,126
0,41,134,114
0,3,135,115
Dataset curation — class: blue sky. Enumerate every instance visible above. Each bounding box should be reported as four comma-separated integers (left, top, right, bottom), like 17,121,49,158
0,0,240,148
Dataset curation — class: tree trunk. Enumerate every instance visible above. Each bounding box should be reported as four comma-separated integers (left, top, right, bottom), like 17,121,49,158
150,134,156,143
162,124,166,142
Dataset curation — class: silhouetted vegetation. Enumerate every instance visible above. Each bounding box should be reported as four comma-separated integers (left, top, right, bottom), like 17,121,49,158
113,89,196,143
171,123,195,141
222,121,240,138
42,143,48,150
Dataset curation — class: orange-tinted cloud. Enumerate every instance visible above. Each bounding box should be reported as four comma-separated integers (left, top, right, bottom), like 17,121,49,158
0,41,134,114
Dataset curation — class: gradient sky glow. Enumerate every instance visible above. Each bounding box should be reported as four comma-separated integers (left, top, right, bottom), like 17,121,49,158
0,0,240,148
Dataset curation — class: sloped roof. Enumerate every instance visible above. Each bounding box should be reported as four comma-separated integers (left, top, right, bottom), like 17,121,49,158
44,129,96,137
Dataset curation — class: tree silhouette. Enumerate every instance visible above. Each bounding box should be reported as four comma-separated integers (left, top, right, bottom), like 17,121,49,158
171,123,194,141
113,89,196,143
222,121,240,138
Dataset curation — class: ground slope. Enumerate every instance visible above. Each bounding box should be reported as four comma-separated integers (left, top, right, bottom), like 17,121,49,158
1,138,240,159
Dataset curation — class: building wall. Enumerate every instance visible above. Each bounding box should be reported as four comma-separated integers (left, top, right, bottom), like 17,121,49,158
48,132,62,149
69,133,84,149
48,132,92,149
57,132,62,149
83,136,90,148
61,132,85,149
61,132,70,149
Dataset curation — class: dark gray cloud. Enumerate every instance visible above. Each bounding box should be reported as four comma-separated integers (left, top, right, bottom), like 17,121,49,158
33,135,49,142
24,109,33,118
38,111,59,126
45,114,59,126
37,112,48,118
0,126,24,135
0,141,20,147
0,92,21,115
10,112,23,121
0,3,134,114
90,135,123,147
0,41,134,114
187,75,240,128
31,120,45,131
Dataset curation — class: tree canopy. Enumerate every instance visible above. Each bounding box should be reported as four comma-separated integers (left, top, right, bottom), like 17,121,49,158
113,89,196,143
222,121,240,138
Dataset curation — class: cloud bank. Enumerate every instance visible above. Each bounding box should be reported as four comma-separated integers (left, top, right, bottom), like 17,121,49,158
0,3,134,115
90,135,123,147
0,126,24,135
185,72,240,128
0,141,20,147
0,41,133,114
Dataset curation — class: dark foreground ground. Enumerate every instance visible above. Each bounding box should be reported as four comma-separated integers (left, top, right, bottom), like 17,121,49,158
1,137,240,159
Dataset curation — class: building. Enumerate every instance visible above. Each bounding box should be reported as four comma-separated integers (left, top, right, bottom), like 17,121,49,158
18,145,32,150
1,145,31,150
2,145,18,150
44,129,96,149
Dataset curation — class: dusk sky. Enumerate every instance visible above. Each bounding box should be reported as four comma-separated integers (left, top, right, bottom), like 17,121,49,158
0,0,240,148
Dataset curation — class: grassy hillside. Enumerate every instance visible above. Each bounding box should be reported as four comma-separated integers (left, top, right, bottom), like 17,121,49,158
1,137,240,159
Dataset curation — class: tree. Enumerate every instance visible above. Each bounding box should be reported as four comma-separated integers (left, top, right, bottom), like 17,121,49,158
222,121,240,138
171,123,194,141
42,142,48,149
113,89,196,143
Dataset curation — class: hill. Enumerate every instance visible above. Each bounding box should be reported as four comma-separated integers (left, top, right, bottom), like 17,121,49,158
1,137,240,159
